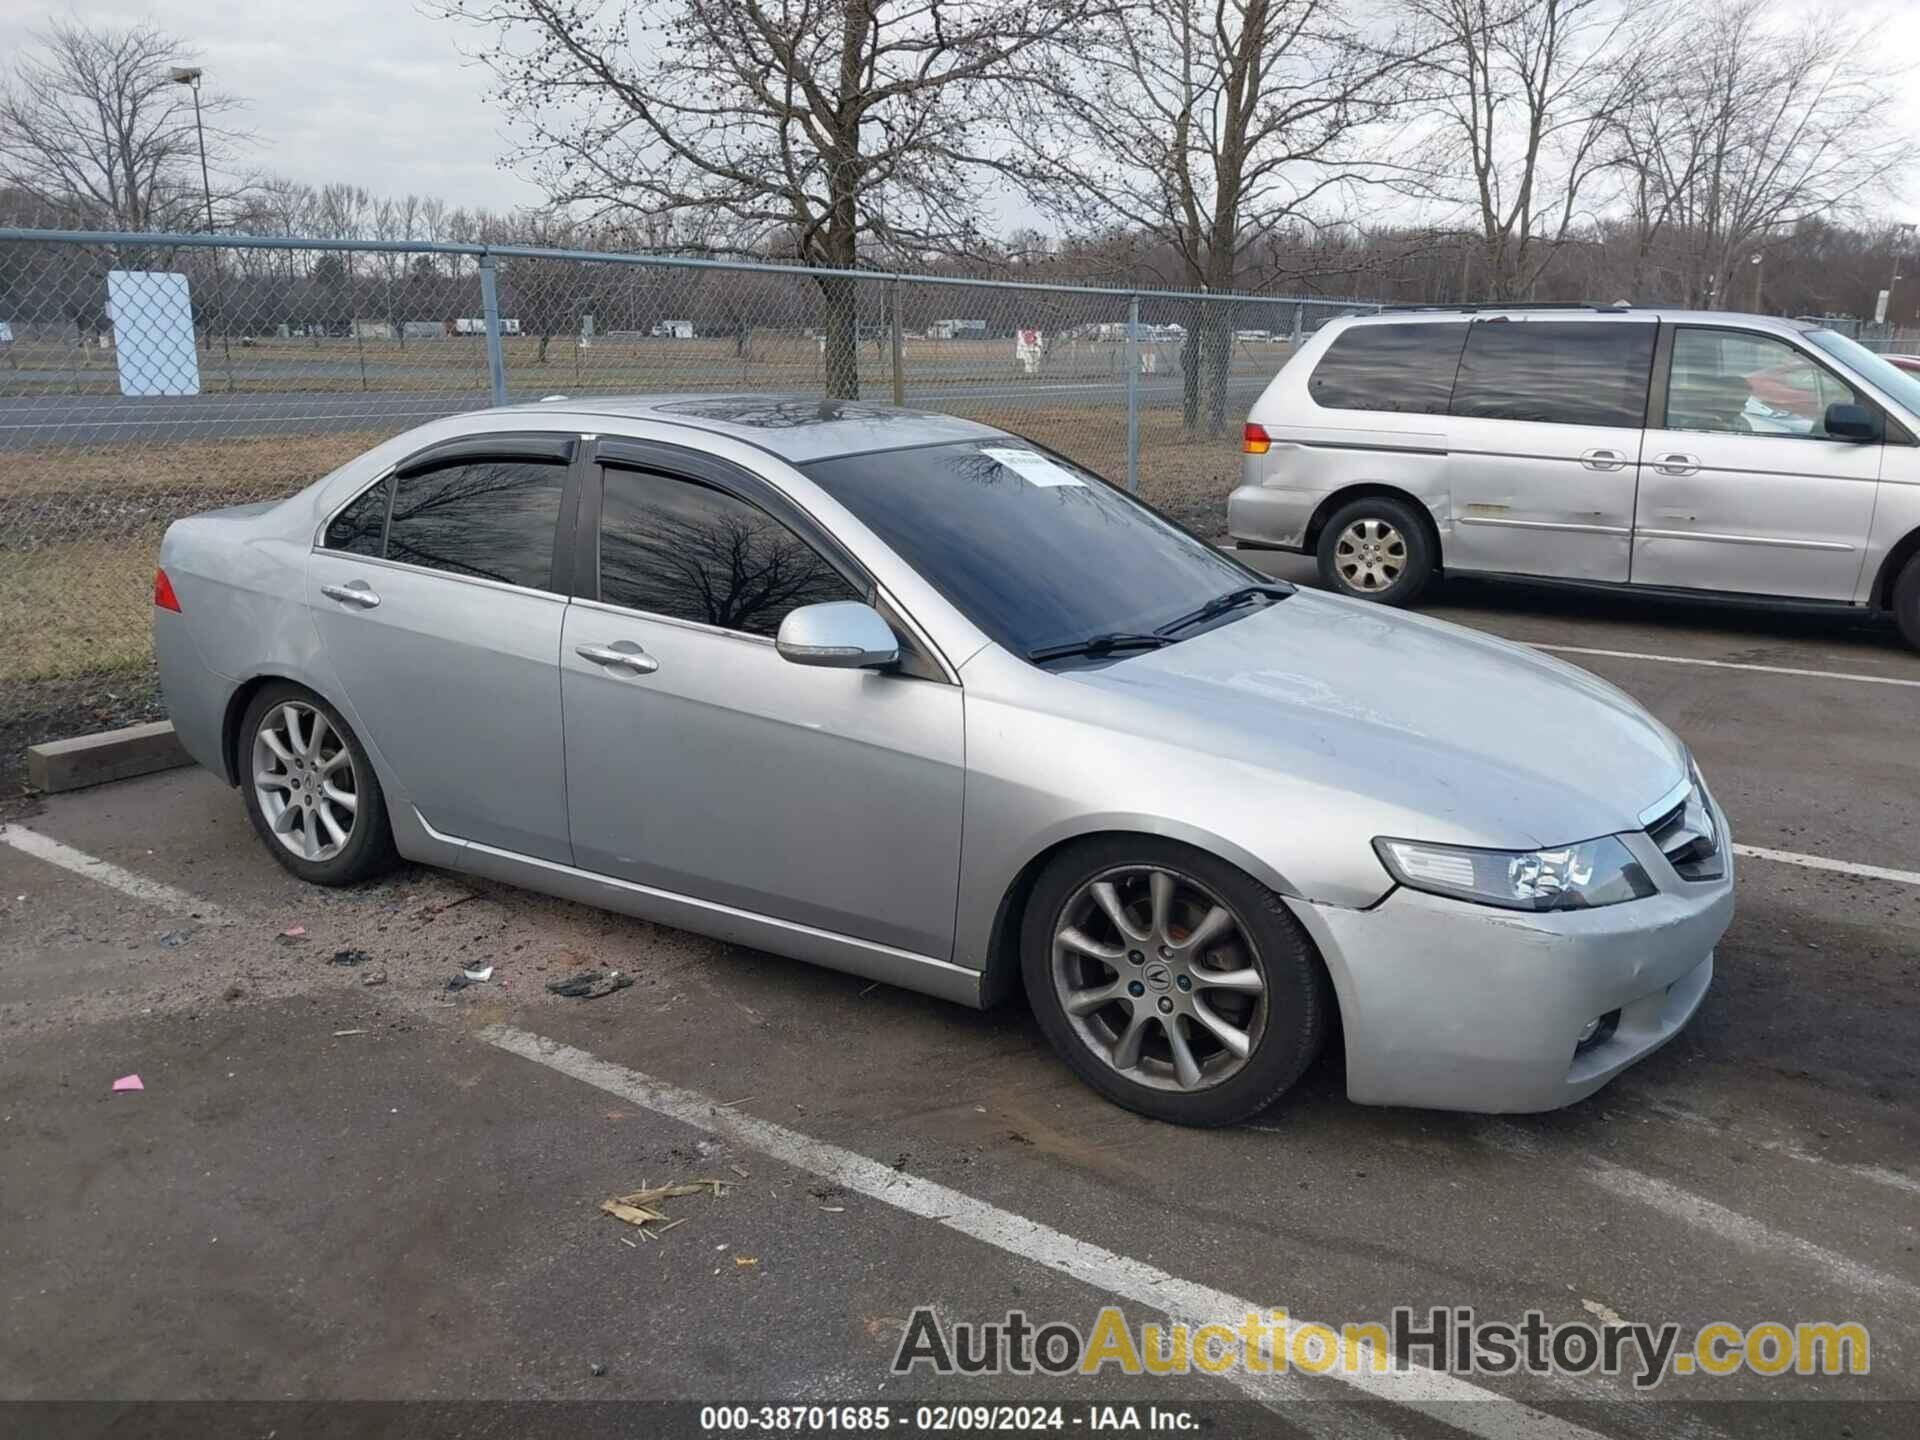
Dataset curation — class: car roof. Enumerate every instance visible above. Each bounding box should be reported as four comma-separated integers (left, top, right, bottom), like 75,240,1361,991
487,393,1005,463
1339,307,1827,337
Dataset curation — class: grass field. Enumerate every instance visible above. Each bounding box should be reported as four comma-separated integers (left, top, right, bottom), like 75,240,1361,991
2,332,1293,397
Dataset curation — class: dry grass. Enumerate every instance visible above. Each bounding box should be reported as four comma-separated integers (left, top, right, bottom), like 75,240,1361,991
0,402,1242,683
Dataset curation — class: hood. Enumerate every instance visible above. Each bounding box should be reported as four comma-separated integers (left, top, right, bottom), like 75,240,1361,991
1069,589,1685,849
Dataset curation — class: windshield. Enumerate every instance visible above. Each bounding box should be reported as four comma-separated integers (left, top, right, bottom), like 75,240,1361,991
1803,329,1920,418
802,440,1264,658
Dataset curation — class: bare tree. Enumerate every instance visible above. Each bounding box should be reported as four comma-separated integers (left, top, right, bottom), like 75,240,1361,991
1398,0,1665,300
435,0,1094,396
0,18,244,232
1017,0,1420,432
1611,0,1910,308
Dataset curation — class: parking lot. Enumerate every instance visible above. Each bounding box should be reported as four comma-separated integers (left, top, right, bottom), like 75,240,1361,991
2,561,1916,1438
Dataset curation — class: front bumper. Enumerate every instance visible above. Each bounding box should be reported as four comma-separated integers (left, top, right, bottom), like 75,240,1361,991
1286,826,1733,1113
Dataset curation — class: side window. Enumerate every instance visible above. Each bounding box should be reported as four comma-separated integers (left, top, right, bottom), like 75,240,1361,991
597,467,863,638
323,476,390,556
385,459,566,590
1307,323,1468,414
1666,330,1867,439
1450,321,1655,427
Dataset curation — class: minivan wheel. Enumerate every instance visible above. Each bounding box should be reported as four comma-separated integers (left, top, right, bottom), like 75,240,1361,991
240,682,396,886
1315,496,1434,605
1894,554,1920,651
1020,837,1331,1127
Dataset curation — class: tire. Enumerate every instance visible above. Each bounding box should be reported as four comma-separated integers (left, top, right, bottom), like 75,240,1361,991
1315,495,1435,606
1020,836,1332,1127
1894,554,1920,651
239,681,396,886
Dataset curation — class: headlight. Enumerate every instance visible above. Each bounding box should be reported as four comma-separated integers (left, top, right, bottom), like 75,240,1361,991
1373,835,1656,912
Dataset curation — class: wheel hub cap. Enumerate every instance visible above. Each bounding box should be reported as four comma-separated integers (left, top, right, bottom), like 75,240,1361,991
252,701,359,863
1050,865,1269,1093
1334,517,1407,592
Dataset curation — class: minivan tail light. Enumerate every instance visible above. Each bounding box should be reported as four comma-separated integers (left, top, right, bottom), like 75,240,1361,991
1243,423,1271,455
153,567,182,612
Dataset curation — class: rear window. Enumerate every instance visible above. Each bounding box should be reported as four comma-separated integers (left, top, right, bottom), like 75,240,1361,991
1307,323,1468,414
1450,321,1655,428
384,459,565,590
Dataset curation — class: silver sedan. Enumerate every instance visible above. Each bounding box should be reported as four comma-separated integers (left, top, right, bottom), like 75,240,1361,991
154,396,1733,1125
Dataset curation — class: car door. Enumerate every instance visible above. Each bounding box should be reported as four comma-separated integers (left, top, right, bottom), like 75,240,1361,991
308,433,579,862
1633,326,1880,599
559,444,966,960
1445,317,1658,583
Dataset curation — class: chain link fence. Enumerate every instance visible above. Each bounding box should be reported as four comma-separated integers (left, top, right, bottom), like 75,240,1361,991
0,227,1378,786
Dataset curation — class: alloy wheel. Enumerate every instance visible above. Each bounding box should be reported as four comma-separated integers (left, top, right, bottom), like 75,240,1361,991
1333,517,1406,592
252,701,358,862
1050,865,1268,1092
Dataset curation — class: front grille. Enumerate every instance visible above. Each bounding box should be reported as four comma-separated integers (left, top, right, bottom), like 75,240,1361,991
1647,777,1723,881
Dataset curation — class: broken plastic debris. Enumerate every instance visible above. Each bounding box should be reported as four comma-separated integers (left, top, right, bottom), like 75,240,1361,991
278,925,308,943
546,968,634,1000
111,1074,144,1093
734,1255,759,1268
330,948,369,967
332,1028,367,1037
461,964,494,983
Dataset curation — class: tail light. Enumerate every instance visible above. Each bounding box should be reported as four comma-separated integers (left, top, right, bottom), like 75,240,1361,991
154,567,182,613
1242,423,1271,455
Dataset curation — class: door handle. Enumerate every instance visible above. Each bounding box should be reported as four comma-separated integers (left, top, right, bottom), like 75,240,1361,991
320,582,380,609
576,642,659,675
1579,447,1628,471
1652,452,1700,476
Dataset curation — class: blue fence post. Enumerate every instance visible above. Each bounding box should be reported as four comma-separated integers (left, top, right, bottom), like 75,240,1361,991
478,252,508,407
1126,293,1141,495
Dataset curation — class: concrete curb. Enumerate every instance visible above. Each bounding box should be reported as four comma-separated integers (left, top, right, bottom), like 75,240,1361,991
27,720,193,794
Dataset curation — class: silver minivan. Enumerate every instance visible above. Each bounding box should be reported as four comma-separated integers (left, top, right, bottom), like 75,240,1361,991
1230,306,1920,648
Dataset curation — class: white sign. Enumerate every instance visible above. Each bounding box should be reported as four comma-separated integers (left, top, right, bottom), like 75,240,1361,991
107,270,200,396
0,320,13,344
1875,289,1890,326
1014,328,1043,374
982,446,1084,489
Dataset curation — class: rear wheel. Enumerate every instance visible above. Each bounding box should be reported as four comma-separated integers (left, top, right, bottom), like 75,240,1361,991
1894,554,1920,651
1315,495,1434,606
240,682,396,886
1020,837,1331,1127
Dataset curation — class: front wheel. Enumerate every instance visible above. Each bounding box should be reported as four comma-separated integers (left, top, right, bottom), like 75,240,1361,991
1020,837,1332,1127
240,682,396,886
1315,496,1435,605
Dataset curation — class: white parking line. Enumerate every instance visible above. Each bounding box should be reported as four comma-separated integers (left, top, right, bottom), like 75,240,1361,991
1482,1124,1920,1307
1643,1101,1920,1199
1731,843,1920,887
0,824,231,920
1584,1160,1920,1307
484,1024,1611,1440
1533,644,1920,690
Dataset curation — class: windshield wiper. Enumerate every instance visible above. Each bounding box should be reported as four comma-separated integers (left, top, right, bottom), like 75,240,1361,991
1027,631,1173,664
1155,582,1294,638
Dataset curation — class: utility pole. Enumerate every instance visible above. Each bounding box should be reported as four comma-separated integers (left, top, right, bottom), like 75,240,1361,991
170,66,232,388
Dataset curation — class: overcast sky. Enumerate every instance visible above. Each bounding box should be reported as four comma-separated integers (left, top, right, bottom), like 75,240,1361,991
3,0,1917,226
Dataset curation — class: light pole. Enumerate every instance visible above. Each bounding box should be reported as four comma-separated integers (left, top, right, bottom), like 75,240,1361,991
169,65,230,386
1888,222,1916,333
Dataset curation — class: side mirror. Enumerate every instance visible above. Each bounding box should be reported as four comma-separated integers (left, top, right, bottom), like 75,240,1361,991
1825,402,1878,442
776,600,900,670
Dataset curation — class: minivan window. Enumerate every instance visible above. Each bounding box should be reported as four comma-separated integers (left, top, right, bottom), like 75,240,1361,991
1307,323,1468,414
1450,321,1655,428
384,459,565,590
1803,328,1920,423
597,467,862,637
1667,330,1864,439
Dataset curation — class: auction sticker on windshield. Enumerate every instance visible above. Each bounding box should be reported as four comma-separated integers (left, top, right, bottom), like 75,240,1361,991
983,447,1086,488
